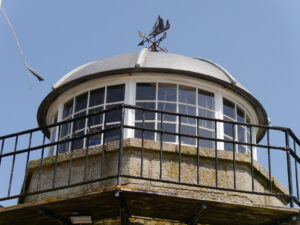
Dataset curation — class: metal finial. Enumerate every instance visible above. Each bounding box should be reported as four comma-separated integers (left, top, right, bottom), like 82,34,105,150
138,15,170,52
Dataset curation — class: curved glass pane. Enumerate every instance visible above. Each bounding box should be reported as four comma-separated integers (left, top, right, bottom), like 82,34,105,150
158,83,176,102
106,84,125,103
90,88,104,107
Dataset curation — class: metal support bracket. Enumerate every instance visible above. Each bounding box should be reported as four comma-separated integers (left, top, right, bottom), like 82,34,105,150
115,191,130,225
187,204,207,225
37,208,72,225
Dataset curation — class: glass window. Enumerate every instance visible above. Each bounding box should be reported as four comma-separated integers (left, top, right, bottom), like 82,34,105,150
88,107,104,127
90,88,104,107
181,125,196,145
158,123,176,142
223,98,235,120
106,84,125,103
135,82,215,148
198,90,214,110
198,108,214,129
179,85,196,105
52,83,125,154
75,93,88,112
179,105,196,124
199,128,214,149
63,100,73,119
135,122,155,140
135,102,155,121
73,111,86,132
158,103,176,122
223,98,251,153
158,83,176,102
136,83,156,100
88,127,102,146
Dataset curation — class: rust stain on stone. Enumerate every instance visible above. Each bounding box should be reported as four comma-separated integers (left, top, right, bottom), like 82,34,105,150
44,197,56,203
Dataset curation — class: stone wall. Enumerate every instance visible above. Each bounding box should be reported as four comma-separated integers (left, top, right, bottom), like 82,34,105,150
21,138,289,207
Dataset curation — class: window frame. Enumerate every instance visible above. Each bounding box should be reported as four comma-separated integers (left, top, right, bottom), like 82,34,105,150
47,74,258,159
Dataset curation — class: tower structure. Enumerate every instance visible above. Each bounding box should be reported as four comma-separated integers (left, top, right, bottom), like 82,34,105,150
0,49,299,225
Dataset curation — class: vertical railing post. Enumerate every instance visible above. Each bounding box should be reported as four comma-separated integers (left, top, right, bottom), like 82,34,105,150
52,124,61,189
84,123,91,182
37,134,46,192
250,126,254,192
159,112,163,180
294,139,299,201
178,115,182,182
215,120,218,188
285,129,294,207
68,121,75,186
8,135,18,197
140,110,145,177
267,128,272,193
196,119,200,185
21,132,32,197
0,138,4,167
232,123,236,190
117,105,125,186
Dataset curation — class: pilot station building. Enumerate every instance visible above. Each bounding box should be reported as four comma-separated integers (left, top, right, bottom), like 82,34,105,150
0,48,299,225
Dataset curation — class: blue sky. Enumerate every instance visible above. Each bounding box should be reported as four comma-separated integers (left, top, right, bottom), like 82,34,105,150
0,0,299,136
0,0,299,205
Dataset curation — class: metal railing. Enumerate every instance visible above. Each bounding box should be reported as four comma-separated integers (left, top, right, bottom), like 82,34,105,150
0,104,299,208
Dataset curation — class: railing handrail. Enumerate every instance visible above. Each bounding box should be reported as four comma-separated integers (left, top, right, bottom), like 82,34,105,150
1,104,298,141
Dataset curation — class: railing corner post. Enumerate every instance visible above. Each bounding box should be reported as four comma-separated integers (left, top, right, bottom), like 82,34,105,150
117,105,125,186
285,129,294,207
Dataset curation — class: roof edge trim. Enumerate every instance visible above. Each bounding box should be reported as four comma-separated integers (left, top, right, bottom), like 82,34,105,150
194,57,237,85
52,61,97,90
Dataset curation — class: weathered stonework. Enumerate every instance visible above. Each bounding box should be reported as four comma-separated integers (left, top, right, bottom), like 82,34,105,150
22,138,288,208
94,216,185,225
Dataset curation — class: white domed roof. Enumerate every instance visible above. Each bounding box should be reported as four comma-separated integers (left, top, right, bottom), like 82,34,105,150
53,48,248,92
38,49,268,141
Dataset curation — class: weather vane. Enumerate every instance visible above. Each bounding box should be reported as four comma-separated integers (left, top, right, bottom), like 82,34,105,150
138,15,170,52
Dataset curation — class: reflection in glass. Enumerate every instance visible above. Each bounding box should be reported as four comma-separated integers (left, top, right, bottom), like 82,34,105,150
104,124,120,142
198,128,215,149
61,122,72,138
63,100,73,119
135,122,155,140
157,123,176,142
179,85,195,105
198,108,214,129
158,83,176,101
158,103,176,122
179,105,196,124
90,88,104,107
73,112,86,132
136,83,156,100
198,90,214,110
135,102,155,120
72,131,84,150
88,127,102,147
88,107,103,126
181,125,196,145
105,104,122,123
58,141,69,154
106,84,125,103
75,93,88,112
223,98,235,119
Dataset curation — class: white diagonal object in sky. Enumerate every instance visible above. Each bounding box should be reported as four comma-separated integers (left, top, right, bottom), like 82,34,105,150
0,0,2,8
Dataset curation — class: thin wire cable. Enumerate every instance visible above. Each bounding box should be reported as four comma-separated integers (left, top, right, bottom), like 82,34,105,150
0,5,33,88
